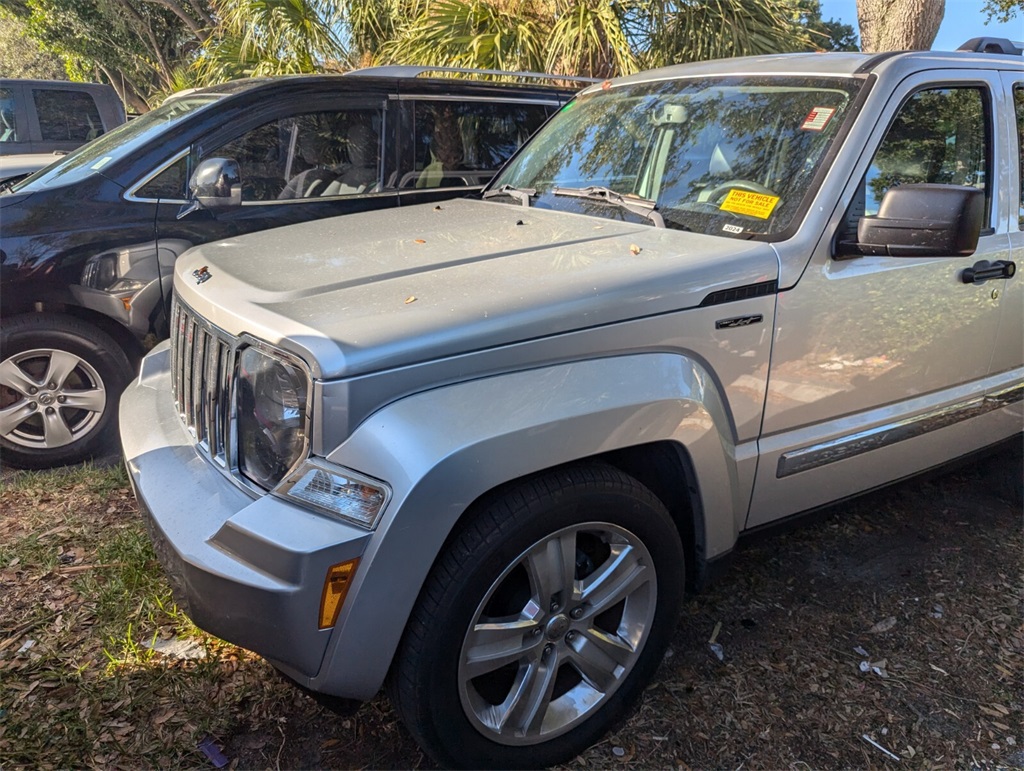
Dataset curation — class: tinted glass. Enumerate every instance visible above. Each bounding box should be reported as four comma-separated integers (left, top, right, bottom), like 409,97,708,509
406,100,551,189
865,87,988,216
135,154,189,200
33,89,104,142
0,88,17,142
11,95,218,193
491,77,862,239
206,107,383,201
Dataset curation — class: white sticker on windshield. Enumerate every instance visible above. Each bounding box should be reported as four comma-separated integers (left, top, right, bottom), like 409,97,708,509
90,156,114,170
801,107,835,132
722,223,745,234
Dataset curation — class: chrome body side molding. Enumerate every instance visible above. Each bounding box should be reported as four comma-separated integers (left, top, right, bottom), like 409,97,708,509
777,382,1024,478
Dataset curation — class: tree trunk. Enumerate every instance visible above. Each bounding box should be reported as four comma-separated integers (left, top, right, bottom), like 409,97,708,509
100,64,151,113
856,0,944,52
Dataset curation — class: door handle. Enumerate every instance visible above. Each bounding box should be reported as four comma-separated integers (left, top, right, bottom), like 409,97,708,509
960,259,1016,284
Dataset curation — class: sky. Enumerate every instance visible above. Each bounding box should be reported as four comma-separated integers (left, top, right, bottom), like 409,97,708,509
818,0,1024,50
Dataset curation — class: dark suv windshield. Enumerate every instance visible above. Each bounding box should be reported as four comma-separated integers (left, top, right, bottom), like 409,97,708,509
11,95,218,193
490,76,863,239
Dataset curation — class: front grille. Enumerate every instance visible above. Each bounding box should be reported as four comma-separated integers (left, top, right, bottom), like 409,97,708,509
170,299,235,466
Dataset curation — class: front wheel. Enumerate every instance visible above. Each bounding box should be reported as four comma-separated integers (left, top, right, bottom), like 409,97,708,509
389,464,685,769
0,314,134,469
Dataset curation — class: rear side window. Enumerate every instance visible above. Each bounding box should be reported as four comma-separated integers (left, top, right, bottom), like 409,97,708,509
33,89,105,142
0,88,17,142
405,100,551,189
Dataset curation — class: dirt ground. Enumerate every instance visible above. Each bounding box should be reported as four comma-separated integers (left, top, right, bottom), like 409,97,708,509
1,446,1021,769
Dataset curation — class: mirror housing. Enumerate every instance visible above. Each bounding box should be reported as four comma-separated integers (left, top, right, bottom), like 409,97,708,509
178,158,241,219
855,184,983,258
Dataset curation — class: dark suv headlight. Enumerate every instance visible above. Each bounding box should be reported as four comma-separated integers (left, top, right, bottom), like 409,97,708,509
236,345,309,489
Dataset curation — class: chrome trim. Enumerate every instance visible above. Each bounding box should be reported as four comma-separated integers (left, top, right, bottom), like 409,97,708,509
777,383,1024,478
238,189,396,206
170,299,313,494
392,94,562,105
124,147,190,204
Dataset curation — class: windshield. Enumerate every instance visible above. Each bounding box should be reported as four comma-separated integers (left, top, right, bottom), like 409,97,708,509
490,76,863,239
10,95,219,193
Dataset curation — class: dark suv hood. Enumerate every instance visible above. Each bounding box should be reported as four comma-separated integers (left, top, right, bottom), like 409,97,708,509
174,198,779,380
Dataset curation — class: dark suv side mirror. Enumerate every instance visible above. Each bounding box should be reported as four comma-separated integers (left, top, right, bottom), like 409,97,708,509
855,184,983,258
177,158,242,219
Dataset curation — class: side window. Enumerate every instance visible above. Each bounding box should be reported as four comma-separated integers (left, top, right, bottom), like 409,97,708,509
0,88,17,142
203,107,383,202
1014,84,1023,228
135,155,189,201
863,87,988,217
405,100,552,189
33,89,105,142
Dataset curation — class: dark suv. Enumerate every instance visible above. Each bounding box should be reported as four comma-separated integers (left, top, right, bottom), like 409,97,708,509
0,68,580,468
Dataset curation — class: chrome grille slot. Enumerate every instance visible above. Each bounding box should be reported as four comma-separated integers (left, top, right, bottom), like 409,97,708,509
170,299,235,466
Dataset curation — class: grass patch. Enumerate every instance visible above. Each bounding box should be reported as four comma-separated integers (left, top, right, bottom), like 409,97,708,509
0,462,321,768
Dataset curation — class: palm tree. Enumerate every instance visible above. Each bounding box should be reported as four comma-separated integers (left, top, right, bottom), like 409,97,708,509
191,0,346,83
372,0,824,78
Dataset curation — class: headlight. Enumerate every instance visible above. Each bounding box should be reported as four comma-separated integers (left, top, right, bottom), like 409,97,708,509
236,345,309,489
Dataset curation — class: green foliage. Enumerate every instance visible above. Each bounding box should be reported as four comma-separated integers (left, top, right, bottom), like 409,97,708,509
195,0,346,81
0,13,67,78
374,0,848,78
983,0,1023,22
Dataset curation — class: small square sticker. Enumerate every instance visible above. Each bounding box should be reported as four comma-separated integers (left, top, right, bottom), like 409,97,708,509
801,107,836,132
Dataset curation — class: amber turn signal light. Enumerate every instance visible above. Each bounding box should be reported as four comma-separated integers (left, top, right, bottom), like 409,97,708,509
319,559,359,629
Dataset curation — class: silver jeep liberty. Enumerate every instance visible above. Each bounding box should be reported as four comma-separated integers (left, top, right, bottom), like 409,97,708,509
121,41,1024,768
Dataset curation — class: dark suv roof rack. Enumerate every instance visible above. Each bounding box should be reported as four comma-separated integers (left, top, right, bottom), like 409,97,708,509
346,65,600,84
956,37,1023,55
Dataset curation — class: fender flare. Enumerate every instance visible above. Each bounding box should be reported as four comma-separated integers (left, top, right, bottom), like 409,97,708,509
305,352,753,699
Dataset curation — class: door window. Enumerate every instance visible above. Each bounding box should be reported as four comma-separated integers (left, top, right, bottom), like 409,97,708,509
204,107,383,202
863,87,989,217
33,89,105,142
0,88,17,142
1014,84,1023,228
404,100,551,189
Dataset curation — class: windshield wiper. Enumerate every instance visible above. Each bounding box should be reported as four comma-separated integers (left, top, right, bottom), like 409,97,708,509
482,184,536,207
0,173,30,195
552,185,665,228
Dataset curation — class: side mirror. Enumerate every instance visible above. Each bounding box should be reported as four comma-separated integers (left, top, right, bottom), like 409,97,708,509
855,184,983,258
177,158,242,219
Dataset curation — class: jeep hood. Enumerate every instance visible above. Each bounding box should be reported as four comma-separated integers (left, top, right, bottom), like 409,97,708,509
174,198,779,380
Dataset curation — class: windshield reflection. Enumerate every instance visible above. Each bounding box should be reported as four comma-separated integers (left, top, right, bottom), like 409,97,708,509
491,76,862,240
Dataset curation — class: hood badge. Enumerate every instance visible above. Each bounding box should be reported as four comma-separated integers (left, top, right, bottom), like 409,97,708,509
193,266,212,285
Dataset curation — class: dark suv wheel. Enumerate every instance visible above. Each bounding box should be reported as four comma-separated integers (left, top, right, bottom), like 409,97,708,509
0,314,133,469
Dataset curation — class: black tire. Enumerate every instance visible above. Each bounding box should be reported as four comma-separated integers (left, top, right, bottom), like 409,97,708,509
0,314,134,469
388,463,685,769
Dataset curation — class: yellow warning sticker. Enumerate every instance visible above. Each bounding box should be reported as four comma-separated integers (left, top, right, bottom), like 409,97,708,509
719,189,780,219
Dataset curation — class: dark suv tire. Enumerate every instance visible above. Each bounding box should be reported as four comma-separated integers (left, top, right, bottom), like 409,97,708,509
0,314,133,469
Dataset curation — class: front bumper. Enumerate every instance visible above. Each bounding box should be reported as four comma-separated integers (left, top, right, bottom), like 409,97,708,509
120,343,371,679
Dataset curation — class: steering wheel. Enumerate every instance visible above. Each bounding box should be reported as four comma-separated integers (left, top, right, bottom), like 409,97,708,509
700,179,777,204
